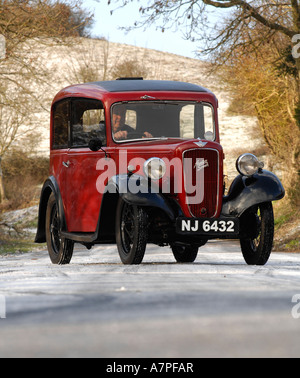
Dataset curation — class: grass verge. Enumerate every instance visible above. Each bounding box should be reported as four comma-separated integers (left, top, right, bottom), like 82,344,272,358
273,201,300,252
0,238,45,255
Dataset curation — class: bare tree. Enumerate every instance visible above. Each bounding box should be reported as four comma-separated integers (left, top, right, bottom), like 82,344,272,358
0,0,94,89
0,0,94,204
0,86,35,202
108,0,300,83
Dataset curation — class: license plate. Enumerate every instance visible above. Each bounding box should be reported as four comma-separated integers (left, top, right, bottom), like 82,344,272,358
176,218,239,236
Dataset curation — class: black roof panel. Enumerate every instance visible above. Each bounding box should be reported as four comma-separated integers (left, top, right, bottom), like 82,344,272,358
90,80,209,93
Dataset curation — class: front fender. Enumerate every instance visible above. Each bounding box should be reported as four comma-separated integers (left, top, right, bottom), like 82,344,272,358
221,170,285,217
106,174,177,221
35,176,66,243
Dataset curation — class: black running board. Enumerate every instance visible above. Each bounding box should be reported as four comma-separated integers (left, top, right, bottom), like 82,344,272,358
61,231,97,243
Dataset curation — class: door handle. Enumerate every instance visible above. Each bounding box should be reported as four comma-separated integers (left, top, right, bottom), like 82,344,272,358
62,161,70,168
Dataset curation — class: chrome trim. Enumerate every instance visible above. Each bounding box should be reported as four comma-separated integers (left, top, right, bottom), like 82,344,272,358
143,157,167,180
236,153,260,177
111,100,217,143
62,161,70,168
182,148,220,218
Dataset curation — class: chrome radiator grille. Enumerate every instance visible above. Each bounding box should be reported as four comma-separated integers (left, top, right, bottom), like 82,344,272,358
183,149,219,218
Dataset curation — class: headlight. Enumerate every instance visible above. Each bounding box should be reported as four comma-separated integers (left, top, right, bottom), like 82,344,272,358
236,153,263,177
144,158,166,180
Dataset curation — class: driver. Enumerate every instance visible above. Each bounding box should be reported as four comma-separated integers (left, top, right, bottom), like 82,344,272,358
112,105,153,140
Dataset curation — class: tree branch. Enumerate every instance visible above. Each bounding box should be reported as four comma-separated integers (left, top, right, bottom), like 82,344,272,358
202,0,295,37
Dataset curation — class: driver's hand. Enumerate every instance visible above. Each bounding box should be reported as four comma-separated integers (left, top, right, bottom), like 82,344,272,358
114,130,128,140
143,132,153,138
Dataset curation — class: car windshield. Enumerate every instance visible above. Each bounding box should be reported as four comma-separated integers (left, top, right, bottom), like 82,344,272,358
111,101,215,142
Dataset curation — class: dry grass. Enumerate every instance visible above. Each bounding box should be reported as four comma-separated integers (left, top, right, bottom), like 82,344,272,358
0,150,49,212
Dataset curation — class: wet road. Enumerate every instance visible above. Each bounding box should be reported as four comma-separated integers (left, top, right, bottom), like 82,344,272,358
0,241,300,358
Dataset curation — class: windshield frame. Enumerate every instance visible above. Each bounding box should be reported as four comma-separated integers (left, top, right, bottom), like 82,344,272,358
111,100,216,144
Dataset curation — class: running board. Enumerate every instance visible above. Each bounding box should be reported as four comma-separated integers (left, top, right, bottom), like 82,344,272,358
61,231,97,243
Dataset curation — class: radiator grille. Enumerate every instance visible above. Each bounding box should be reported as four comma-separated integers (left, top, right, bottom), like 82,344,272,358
183,149,219,218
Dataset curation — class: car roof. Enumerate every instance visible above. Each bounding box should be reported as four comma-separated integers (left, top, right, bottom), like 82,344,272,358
88,79,210,93
52,79,216,106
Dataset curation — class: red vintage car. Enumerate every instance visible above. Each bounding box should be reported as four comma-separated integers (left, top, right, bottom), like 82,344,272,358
35,79,285,265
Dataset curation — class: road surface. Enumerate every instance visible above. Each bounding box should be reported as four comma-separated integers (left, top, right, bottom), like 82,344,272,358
0,241,300,358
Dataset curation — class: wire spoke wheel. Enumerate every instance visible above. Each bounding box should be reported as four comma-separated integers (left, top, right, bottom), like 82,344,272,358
121,203,136,254
240,202,274,266
116,198,148,265
50,204,62,254
46,193,74,265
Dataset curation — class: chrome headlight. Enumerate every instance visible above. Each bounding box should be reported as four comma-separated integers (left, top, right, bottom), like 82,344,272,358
144,158,166,180
236,153,263,177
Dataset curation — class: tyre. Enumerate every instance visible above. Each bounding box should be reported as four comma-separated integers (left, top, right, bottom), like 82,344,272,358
115,198,148,265
45,193,74,265
171,244,199,263
240,202,274,266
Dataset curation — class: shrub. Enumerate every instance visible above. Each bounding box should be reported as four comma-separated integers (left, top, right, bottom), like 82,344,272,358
1,149,49,211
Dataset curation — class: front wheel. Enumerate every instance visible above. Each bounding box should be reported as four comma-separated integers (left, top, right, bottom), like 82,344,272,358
45,193,74,265
115,198,148,265
240,202,274,266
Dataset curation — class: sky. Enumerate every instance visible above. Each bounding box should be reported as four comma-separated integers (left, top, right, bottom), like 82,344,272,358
83,0,210,59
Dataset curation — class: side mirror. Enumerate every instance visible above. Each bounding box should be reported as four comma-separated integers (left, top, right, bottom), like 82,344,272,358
89,138,103,152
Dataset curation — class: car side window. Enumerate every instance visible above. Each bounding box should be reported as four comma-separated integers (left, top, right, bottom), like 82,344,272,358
52,100,69,149
71,99,106,148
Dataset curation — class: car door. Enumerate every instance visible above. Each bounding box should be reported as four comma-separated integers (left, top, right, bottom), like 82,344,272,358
51,98,70,223
64,98,107,233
